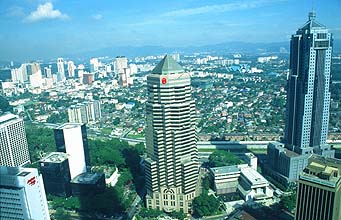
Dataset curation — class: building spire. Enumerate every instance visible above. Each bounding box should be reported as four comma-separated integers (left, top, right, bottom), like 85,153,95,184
308,11,316,21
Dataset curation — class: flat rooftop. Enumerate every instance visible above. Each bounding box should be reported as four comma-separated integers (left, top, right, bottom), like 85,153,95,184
56,123,83,129
0,166,34,177
0,113,20,125
71,172,103,184
241,167,268,185
210,165,240,175
40,152,68,163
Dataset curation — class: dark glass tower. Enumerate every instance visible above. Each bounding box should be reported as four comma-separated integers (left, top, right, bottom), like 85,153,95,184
284,11,334,157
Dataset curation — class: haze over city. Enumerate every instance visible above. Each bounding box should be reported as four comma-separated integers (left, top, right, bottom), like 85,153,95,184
1,0,341,60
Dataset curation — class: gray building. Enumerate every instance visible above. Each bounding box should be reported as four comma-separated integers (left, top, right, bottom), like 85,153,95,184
267,12,334,185
144,55,198,213
70,172,105,197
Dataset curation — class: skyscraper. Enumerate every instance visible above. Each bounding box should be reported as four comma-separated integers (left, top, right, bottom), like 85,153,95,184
267,12,334,185
67,60,76,78
54,123,90,179
0,166,50,220
145,55,198,213
295,155,341,220
57,57,66,82
284,11,334,157
0,113,31,167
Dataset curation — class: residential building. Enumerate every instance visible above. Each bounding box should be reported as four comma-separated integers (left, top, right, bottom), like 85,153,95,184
54,123,90,179
68,101,101,124
39,152,72,197
0,113,30,167
295,155,341,220
267,12,334,185
145,55,198,213
0,166,50,220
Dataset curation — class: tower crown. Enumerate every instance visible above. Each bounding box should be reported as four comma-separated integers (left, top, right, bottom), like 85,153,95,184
308,11,316,21
151,55,183,75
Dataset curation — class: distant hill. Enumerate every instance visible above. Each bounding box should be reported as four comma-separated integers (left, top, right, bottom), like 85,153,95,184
68,39,341,60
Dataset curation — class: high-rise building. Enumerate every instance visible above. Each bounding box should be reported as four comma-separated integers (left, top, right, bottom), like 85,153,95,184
295,155,341,220
44,66,52,78
67,61,76,78
54,123,90,179
68,101,101,124
267,12,334,186
57,57,66,82
284,11,333,157
0,113,30,167
145,55,198,213
90,58,99,72
0,166,50,220
39,152,72,197
114,56,128,75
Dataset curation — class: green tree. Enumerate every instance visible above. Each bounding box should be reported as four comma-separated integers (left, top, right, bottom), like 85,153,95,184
192,193,220,217
53,208,72,220
280,191,297,213
208,150,243,167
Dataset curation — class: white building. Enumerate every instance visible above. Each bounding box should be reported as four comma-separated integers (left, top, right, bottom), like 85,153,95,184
0,166,50,220
209,166,240,195
54,123,90,179
114,56,128,75
238,167,273,202
0,113,30,167
68,101,101,124
90,58,99,72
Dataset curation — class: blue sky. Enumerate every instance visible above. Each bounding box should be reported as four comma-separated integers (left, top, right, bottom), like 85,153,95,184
0,0,340,61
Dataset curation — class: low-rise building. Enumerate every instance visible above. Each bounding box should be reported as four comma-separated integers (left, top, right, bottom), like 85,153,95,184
70,172,106,196
238,167,273,202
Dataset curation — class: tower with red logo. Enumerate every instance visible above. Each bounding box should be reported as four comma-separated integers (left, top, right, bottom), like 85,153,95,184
145,55,198,213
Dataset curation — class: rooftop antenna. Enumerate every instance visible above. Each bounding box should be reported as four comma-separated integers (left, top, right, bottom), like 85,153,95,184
309,0,316,20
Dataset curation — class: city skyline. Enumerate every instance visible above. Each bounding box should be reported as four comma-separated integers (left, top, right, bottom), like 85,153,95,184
0,0,341,61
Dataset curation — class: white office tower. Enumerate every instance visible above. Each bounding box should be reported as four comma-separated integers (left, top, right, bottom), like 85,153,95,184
57,57,66,81
67,61,76,78
0,113,30,167
54,123,90,179
114,56,128,75
0,166,50,220
11,68,25,83
145,55,198,213
90,58,99,72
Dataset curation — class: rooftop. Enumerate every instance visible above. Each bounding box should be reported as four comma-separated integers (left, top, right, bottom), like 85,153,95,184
0,113,19,124
71,172,104,184
300,155,341,188
56,123,83,129
241,167,268,185
210,165,240,175
151,55,184,75
40,152,68,163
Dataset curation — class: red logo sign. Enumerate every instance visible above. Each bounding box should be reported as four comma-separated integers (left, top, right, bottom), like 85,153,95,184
161,78,167,84
27,177,36,186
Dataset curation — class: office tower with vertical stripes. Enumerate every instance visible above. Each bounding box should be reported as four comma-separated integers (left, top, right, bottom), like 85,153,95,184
284,11,334,157
267,12,334,186
145,55,198,213
295,155,341,220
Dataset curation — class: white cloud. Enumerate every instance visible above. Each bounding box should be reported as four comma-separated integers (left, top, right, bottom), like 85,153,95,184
24,2,68,22
162,0,285,17
92,14,103,20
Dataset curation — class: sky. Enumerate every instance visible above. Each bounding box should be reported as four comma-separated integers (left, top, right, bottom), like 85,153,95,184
0,0,340,61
